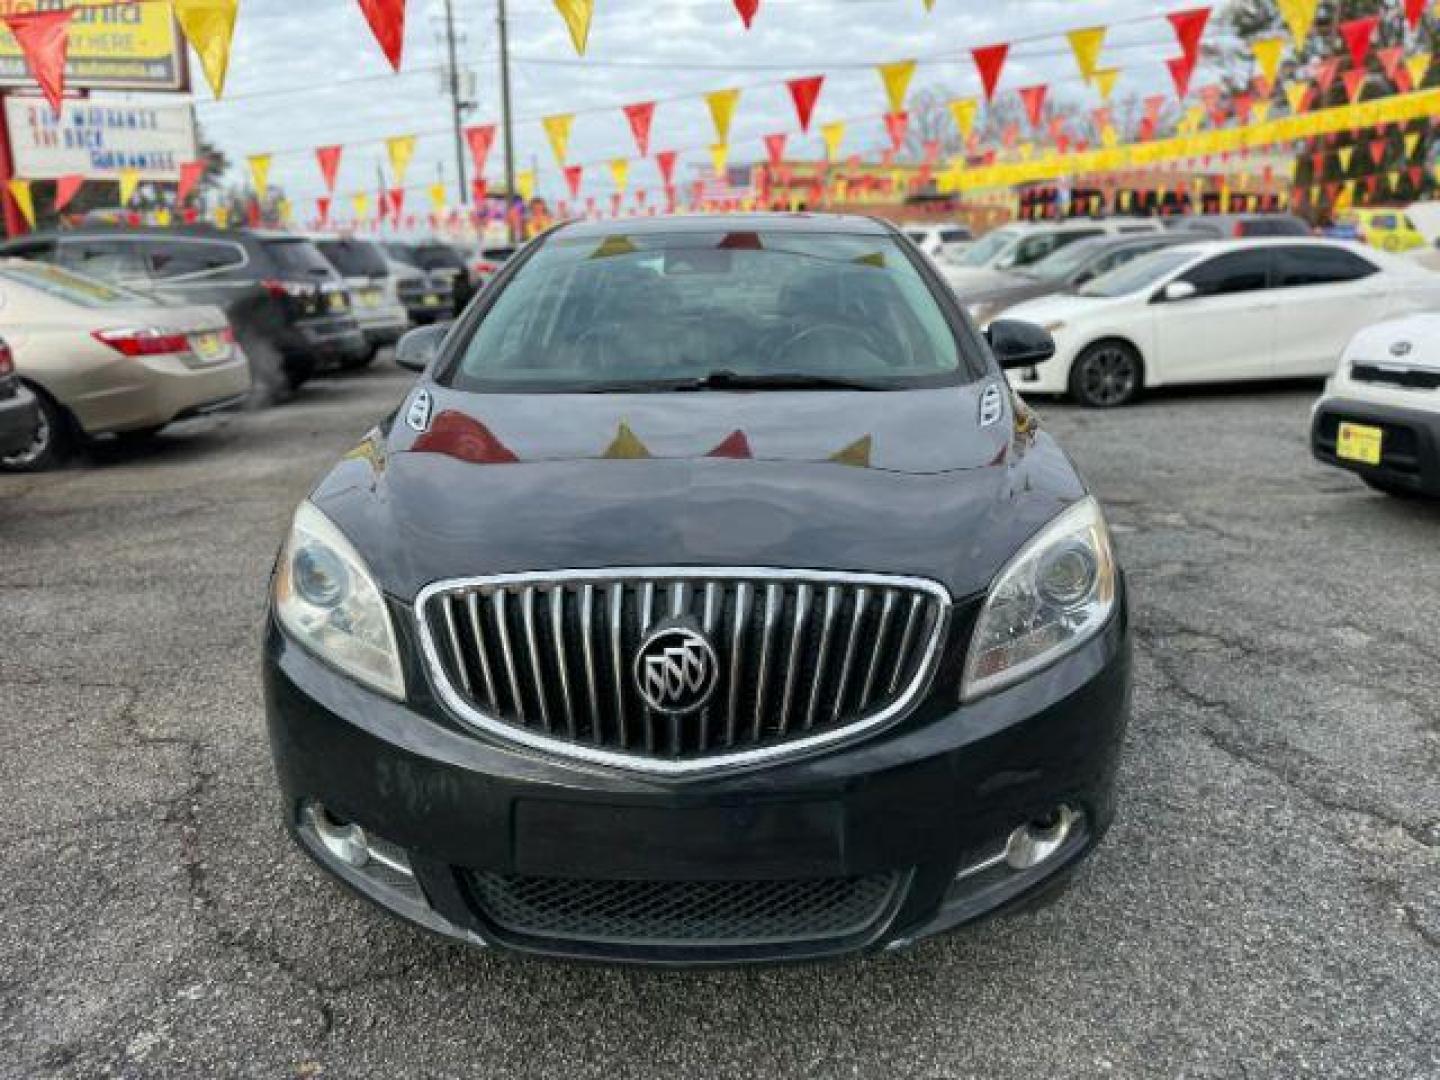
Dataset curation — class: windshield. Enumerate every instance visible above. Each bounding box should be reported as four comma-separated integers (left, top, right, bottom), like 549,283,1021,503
1019,240,1106,281
1078,251,1194,298
0,261,154,308
444,230,971,392
956,228,1019,267
316,238,388,278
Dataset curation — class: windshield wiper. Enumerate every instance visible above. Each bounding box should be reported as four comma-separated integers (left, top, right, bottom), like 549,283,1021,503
684,370,891,391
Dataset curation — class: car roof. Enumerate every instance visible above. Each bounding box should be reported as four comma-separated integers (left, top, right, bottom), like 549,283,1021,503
553,212,893,240
1163,237,1377,257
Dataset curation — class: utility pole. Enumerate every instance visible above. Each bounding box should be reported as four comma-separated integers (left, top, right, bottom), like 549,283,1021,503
442,0,469,204
497,0,519,243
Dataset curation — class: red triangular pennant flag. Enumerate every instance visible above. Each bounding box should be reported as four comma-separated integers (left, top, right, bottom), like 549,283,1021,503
563,164,583,199
1404,0,1426,30
1167,7,1210,64
972,44,1009,102
786,76,824,133
53,173,84,212
622,102,655,157
357,0,406,71
655,149,678,186
471,177,487,203
1377,47,1404,83
316,195,332,225
764,133,787,167
464,124,496,174
1409,164,1424,188
1339,17,1378,72
1369,138,1388,168
315,145,343,192
707,430,753,459
176,160,205,203
1342,69,1367,104
1166,54,1196,100
1314,56,1341,96
884,111,909,151
732,0,760,29
388,187,405,219
3,10,73,115
1017,84,1048,128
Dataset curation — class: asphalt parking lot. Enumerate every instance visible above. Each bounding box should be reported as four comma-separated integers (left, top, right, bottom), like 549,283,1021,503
1,364,1436,1079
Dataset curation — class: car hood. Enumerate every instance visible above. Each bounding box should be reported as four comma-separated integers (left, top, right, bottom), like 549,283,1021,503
966,277,1061,308
946,269,1032,299
310,384,1086,603
1001,291,1132,326
1343,312,1440,370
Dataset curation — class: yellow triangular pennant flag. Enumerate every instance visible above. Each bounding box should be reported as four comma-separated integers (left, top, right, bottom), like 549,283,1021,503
609,158,629,193
7,179,34,228
1252,37,1285,88
386,136,416,184
1251,100,1271,123
1066,27,1106,82
821,120,846,160
706,88,741,144
542,113,574,165
155,207,173,227
603,421,651,459
213,205,230,228
352,192,370,220
428,182,446,214
710,143,728,177
830,435,872,468
1284,80,1308,115
174,0,240,98
1277,0,1318,50
1406,53,1431,90
277,198,292,224
516,169,535,201
947,98,978,138
118,168,140,206
1406,131,1421,159
1092,67,1120,102
552,0,593,55
1338,146,1354,172
877,60,916,114
247,153,271,198
1101,123,1118,148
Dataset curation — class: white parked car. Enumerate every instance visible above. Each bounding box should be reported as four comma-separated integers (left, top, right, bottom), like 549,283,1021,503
1000,238,1440,407
903,224,973,261
1311,312,1440,497
944,218,1162,293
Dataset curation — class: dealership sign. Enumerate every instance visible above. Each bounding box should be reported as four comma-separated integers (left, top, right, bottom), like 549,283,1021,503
0,0,186,91
5,97,197,180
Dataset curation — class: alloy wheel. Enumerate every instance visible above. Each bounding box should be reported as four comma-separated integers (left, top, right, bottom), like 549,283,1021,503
1077,346,1139,407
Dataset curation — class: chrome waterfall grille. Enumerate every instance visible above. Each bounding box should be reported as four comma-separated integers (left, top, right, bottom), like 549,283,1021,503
416,569,950,773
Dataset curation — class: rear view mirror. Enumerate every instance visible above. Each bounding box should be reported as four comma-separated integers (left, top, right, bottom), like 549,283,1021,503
986,319,1056,370
395,323,450,373
1161,280,1198,302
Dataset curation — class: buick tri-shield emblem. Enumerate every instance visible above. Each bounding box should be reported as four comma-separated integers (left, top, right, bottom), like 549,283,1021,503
633,624,719,715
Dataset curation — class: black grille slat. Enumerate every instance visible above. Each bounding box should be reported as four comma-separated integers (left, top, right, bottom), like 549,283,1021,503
470,871,900,947
424,571,946,768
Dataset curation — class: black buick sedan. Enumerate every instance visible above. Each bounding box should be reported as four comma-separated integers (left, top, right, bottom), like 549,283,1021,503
264,213,1131,964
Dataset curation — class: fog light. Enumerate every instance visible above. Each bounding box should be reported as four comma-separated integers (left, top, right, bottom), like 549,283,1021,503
1004,804,1078,871
309,804,372,868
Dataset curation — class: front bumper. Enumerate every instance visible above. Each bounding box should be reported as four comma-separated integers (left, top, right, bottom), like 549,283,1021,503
1312,395,1440,496
0,382,38,457
264,590,1131,965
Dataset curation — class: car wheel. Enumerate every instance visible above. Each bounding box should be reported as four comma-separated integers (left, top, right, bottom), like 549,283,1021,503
1069,341,1143,408
0,388,71,472
1362,475,1419,499
339,345,378,372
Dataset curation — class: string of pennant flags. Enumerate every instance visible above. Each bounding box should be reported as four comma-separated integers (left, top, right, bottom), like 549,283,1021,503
2,0,1439,229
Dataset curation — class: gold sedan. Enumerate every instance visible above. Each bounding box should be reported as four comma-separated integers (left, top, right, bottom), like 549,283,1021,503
0,259,251,471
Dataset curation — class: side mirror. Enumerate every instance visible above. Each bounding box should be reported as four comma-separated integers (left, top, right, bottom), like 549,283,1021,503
395,322,450,372
986,319,1056,370
1160,280,1198,302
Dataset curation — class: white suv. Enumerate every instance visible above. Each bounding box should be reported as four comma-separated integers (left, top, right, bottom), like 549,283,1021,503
1311,313,1440,497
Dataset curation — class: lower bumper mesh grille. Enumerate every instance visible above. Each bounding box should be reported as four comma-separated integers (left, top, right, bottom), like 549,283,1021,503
468,872,901,947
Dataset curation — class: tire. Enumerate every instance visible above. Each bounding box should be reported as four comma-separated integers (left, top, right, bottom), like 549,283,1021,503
1069,340,1143,408
339,345,378,372
113,425,165,444
1362,475,1419,499
0,387,71,472
284,356,317,391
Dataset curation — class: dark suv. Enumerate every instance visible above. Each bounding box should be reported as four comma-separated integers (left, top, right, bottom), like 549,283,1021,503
0,227,367,394
384,240,475,314
264,214,1131,965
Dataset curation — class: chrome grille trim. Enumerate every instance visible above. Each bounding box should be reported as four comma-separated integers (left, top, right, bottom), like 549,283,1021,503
415,567,952,776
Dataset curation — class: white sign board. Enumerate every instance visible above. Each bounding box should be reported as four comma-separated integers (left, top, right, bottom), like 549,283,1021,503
5,97,198,181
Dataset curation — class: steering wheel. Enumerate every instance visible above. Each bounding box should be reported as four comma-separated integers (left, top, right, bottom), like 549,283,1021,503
766,323,888,369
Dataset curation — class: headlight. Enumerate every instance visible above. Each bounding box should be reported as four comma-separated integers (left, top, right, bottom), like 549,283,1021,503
274,501,405,699
960,497,1117,702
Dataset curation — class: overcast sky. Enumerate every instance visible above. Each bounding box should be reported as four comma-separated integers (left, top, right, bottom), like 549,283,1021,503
186,0,1232,209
